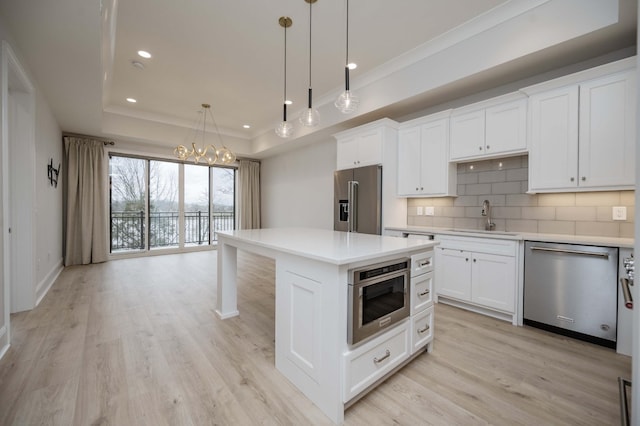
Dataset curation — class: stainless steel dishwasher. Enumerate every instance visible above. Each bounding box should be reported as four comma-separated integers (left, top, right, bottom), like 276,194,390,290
523,241,618,348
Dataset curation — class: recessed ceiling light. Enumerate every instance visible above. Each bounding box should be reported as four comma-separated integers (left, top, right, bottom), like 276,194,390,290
284,99,293,105
347,63,357,70
243,124,251,129
126,98,137,103
137,50,151,59
131,60,145,70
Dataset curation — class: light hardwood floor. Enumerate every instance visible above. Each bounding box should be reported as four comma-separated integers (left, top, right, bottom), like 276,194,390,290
0,250,631,425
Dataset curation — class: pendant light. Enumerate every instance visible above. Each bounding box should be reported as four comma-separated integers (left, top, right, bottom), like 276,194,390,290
275,16,294,138
335,0,359,114
299,0,320,127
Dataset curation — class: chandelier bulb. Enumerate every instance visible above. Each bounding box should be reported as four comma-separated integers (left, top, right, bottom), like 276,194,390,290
335,90,359,114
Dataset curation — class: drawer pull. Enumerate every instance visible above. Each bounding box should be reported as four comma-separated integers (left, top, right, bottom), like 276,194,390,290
373,349,391,364
418,259,431,268
418,325,430,334
418,289,430,297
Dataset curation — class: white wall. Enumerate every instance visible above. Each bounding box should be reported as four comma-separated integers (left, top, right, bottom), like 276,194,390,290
261,138,335,230
0,14,63,310
34,90,63,301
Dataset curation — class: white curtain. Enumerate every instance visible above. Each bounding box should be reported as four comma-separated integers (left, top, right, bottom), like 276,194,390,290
238,160,260,229
63,136,108,265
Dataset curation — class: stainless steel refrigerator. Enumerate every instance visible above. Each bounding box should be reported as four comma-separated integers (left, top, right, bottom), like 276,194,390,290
334,165,382,235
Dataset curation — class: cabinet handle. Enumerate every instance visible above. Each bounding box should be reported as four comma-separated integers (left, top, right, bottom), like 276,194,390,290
373,349,391,364
479,146,483,151
420,187,424,190
570,177,575,182
581,176,586,181
418,289,430,297
415,187,419,191
418,325,430,334
418,259,431,267
486,145,490,150
465,258,469,261
473,258,477,263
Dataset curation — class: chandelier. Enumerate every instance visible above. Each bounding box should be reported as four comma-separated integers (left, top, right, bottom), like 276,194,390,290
174,103,236,165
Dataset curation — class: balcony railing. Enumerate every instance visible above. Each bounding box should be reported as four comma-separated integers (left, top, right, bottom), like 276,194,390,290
111,210,234,251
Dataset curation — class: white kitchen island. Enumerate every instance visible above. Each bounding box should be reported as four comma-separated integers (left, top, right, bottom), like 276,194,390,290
216,228,437,424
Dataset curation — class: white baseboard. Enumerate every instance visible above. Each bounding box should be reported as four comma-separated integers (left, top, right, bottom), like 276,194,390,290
0,325,8,361
35,258,64,307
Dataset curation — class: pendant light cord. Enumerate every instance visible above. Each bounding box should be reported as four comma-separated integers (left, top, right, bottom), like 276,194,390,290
283,21,288,120
345,0,349,65
308,1,312,89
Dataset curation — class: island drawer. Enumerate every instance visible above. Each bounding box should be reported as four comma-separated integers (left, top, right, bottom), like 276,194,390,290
411,271,433,315
411,305,434,354
343,321,410,402
411,250,434,277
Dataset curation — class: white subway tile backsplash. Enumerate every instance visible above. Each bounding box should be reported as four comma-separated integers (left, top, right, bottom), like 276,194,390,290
405,155,634,238
556,206,597,221
478,170,506,183
521,207,555,220
538,220,576,235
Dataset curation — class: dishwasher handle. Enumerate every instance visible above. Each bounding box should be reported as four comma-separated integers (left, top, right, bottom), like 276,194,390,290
529,246,609,259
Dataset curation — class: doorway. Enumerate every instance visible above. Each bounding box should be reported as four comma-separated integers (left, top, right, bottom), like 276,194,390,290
0,41,36,358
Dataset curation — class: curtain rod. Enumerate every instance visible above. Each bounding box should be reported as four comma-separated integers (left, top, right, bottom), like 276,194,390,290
63,132,115,145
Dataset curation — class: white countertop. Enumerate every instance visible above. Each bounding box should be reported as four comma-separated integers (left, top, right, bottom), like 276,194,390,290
386,226,634,248
217,228,437,265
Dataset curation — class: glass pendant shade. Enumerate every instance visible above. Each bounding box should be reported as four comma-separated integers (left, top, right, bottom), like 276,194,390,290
299,107,320,127
276,16,294,138
300,0,319,128
335,66,359,113
275,120,294,138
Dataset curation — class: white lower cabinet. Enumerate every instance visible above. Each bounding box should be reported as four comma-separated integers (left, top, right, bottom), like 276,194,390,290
435,235,518,323
343,320,410,402
411,306,434,354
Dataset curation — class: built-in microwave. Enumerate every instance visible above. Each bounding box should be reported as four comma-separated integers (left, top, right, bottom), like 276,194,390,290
348,258,410,345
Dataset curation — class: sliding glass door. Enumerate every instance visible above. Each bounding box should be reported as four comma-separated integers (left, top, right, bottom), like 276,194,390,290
109,154,235,254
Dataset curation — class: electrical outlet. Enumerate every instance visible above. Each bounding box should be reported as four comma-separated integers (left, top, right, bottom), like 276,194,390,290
416,206,424,216
425,206,435,216
612,206,627,221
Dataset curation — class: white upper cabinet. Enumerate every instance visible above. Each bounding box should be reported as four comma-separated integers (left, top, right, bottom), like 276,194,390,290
336,125,386,170
525,58,636,192
397,112,456,197
450,95,527,161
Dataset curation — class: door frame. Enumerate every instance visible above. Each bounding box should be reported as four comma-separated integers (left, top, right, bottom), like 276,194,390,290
0,41,36,359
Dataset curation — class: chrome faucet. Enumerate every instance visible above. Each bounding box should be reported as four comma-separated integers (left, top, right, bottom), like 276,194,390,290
481,199,495,231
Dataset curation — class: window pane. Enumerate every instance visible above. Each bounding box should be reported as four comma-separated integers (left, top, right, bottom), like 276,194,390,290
110,156,146,252
184,164,210,246
149,160,179,249
211,167,235,241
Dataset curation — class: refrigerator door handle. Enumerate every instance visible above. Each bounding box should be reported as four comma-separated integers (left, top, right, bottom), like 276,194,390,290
348,180,359,232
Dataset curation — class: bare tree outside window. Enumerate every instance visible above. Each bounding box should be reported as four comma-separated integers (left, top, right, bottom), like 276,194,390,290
110,155,236,253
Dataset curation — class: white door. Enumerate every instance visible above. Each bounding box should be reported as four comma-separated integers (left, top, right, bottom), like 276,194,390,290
435,248,471,301
528,85,579,191
471,252,515,313
397,126,421,196
485,98,527,156
578,70,636,188
420,118,449,195
450,109,485,160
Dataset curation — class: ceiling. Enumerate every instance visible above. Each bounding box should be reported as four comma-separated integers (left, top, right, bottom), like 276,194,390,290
0,0,636,158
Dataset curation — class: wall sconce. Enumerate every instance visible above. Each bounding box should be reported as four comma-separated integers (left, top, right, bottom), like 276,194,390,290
48,158,60,187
